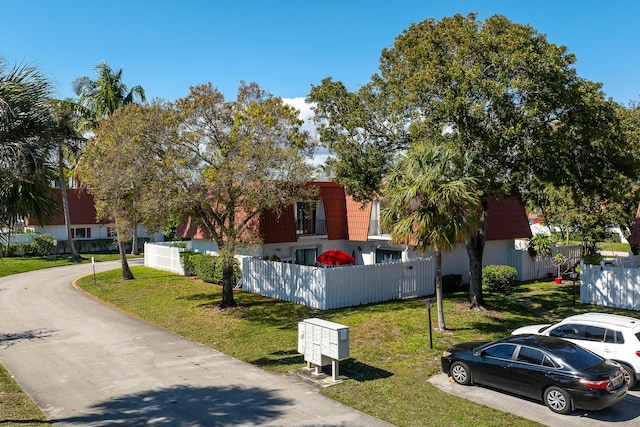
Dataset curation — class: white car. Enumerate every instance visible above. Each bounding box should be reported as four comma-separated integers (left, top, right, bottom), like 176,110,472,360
512,312,640,388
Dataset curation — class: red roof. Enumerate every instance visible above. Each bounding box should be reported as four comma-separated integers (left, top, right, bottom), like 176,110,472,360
346,196,371,242
25,189,107,226
178,183,531,244
485,196,532,241
317,182,348,240
176,217,209,240
260,206,297,244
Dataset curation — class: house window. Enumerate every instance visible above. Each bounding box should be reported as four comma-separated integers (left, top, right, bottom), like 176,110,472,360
107,227,117,238
295,247,318,266
295,202,327,235
369,200,389,236
71,227,91,239
375,248,401,264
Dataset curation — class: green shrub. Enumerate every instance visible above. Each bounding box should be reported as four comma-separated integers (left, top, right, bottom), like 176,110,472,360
22,243,39,257
583,253,603,265
10,237,55,257
482,265,518,294
442,274,463,293
181,252,241,284
32,234,56,256
7,243,27,257
526,234,553,257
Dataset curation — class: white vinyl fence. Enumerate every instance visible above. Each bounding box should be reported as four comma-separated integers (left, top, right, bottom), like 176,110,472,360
1,233,35,244
611,254,640,269
508,245,583,282
242,257,435,310
580,260,640,310
144,242,186,275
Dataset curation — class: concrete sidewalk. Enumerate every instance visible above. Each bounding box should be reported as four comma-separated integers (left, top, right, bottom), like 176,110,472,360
0,260,393,426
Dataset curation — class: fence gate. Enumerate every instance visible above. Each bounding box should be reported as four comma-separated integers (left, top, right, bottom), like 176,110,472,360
400,263,418,299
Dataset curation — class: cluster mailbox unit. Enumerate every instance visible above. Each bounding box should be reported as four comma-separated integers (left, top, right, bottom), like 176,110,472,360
298,318,350,381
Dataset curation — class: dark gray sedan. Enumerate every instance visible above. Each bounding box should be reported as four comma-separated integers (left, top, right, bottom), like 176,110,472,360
441,334,627,414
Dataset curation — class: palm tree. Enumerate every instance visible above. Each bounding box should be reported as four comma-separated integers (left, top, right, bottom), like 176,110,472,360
50,100,87,260
0,57,58,254
381,140,480,330
72,61,146,124
72,62,146,255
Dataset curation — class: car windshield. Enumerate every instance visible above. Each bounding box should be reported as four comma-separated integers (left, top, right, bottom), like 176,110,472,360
552,343,602,368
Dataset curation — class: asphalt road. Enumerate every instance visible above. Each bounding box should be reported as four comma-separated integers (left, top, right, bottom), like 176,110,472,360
0,260,392,427
430,372,640,426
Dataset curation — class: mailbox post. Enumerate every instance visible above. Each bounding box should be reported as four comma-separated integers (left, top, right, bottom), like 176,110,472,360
298,318,349,381
425,299,433,349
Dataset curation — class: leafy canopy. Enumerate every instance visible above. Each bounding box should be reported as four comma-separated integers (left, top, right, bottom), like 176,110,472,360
174,82,317,307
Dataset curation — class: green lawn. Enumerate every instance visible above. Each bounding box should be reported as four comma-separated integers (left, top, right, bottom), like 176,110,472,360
0,253,131,278
598,241,632,253
2,260,636,426
73,268,636,427
0,364,48,426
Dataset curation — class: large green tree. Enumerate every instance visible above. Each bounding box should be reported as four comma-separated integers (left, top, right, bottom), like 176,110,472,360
309,13,633,308
73,62,147,254
381,140,480,329
611,102,640,254
175,82,316,308
79,102,178,279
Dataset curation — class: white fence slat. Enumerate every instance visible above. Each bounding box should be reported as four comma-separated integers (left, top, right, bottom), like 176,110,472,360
143,242,185,275
242,257,435,310
508,245,583,282
580,261,640,311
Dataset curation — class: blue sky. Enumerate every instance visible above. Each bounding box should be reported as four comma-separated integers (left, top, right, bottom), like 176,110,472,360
3,0,639,106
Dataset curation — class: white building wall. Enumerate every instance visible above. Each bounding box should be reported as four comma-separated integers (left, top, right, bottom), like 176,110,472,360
190,237,518,283
29,224,163,242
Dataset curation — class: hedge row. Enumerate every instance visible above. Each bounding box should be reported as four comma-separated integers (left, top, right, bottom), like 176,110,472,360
181,252,241,285
6,234,57,257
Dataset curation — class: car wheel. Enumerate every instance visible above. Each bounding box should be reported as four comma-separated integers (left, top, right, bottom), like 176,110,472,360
450,362,472,385
544,386,572,414
619,363,636,389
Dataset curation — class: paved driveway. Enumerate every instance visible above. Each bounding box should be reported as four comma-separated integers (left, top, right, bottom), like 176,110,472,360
430,372,640,426
0,260,392,426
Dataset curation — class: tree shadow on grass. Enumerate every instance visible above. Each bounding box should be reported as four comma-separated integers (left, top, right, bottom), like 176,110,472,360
54,384,295,426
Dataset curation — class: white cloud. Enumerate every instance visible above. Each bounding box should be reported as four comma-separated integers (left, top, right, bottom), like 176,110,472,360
284,97,333,171
310,150,333,167
283,97,316,136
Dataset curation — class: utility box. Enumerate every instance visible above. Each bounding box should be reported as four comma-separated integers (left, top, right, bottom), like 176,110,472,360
298,318,349,381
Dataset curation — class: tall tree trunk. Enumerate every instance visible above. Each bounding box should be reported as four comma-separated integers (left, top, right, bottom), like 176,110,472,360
130,221,139,255
434,246,446,330
119,239,134,280
3,223,11,257
220,254,237,308
466,199,489,309
58,142,81,260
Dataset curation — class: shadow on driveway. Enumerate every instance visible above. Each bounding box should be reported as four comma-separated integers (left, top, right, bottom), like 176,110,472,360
54,384,292,426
